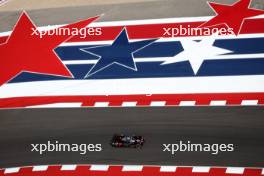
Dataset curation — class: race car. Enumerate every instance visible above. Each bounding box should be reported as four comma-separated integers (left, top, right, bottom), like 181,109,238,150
110,134,145,148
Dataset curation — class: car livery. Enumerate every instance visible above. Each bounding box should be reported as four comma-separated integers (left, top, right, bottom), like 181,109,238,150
110,134,145,148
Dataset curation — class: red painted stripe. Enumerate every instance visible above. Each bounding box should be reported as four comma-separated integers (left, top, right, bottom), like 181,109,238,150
0,18,263,43
55,18,264,42
0,93,263,108
0,165,263,176
0,36,7,44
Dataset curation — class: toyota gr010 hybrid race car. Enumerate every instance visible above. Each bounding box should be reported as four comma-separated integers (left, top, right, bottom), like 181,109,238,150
110,134,145,148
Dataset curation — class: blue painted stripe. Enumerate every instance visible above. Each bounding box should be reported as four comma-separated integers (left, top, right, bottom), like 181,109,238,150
56,37,264,60
7,37,264,83
9,58,264,83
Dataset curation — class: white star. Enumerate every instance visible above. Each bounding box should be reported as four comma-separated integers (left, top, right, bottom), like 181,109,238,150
161,35,233,74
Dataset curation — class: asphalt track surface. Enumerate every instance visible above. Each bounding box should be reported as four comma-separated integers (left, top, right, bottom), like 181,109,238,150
0,107,264,168
0,0,264,169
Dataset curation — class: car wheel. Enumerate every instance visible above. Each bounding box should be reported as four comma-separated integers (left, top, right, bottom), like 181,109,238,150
136,144,141,149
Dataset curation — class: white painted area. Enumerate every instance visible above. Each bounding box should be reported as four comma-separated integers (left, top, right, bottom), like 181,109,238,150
27,103,82,108
192,167,210,173
60,165,77,170
241,100,258,105
122,165,143,171
226,167,244,174
1,76,264,98
4,167,20,174
91,16,213,27
122,101,137,107
0,16,213,37
58,34,264,46
0,31,10,36
150,101,166,106
90,165,109,171
64,60,97,65
57,34,262,47
94,102,109,107
261,168,264,175
89,15,264,27
161,36,233,74
32,165,48,171
210,100,227,106
179,101,196,106
63,53,264,65
160,166,177,172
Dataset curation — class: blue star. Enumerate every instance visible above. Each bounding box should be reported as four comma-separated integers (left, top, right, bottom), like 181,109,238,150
80,28,157,78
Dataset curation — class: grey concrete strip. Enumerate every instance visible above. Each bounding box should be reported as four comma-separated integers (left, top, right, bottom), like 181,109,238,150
0,107,263,168
2,0,264,32
0,0,158,12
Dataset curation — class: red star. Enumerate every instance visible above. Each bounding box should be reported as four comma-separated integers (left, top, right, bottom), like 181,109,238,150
0,11,99,86
200,0,264,35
